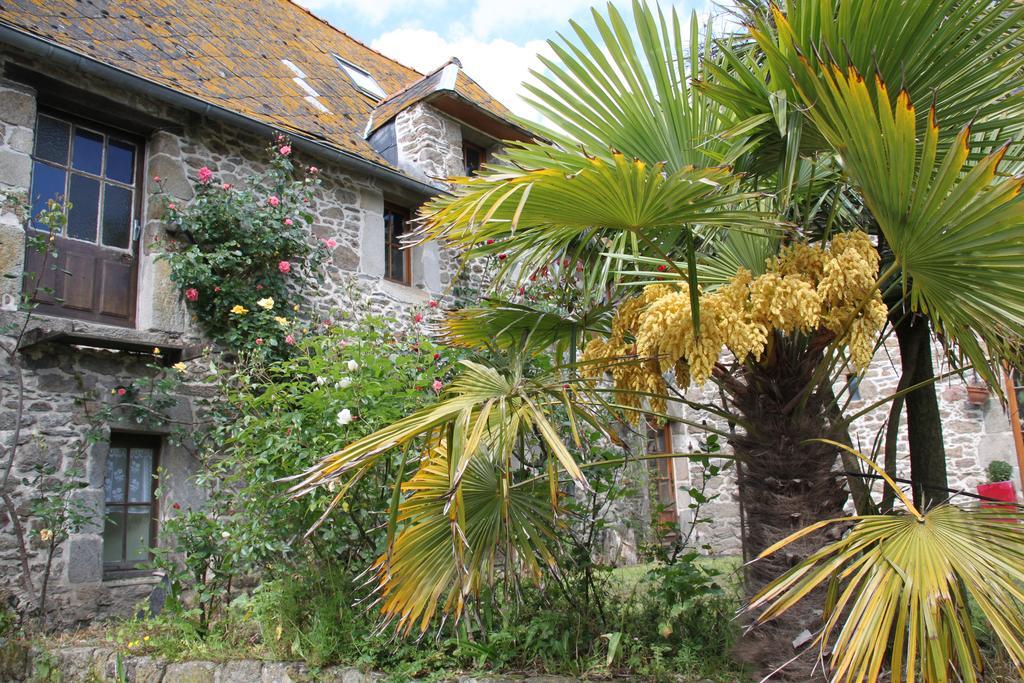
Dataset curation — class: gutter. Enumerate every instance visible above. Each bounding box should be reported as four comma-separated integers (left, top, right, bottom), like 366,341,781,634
0,23,441,198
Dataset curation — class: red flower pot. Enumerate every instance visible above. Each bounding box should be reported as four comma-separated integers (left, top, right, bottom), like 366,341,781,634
966,385,990,406
977,481,1017,510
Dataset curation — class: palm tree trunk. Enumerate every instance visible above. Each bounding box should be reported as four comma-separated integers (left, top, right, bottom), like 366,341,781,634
892,311,948,509
728,333,850,679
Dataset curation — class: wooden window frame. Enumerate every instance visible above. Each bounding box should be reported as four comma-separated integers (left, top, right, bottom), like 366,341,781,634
462,141,487,177
29,109,144,251
383,203,412,286
102,434,160,577
646,420,678,535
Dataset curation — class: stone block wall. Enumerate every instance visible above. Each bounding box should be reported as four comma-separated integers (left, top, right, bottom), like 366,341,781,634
0,49,486,628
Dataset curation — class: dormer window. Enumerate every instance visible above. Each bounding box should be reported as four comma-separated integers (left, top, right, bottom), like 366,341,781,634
332,54,386,99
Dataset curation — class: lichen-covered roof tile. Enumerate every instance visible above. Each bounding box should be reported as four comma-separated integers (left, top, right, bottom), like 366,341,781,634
0,0,451,168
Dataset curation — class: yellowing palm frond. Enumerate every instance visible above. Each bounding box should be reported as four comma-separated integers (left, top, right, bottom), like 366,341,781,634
784,63,1024,384
748,505,1024,683
369,442,558,636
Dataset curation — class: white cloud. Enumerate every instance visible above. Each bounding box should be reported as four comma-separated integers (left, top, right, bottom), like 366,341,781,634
370,28,553,120
467,0,595,39
293,0,447,26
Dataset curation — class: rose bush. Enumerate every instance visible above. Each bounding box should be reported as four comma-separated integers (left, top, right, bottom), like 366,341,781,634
155,136,328,355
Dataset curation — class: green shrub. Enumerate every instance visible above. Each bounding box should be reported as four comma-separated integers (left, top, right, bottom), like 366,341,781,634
987,460,1014,483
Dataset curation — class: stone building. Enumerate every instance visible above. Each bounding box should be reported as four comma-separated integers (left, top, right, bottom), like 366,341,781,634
0,0,529,626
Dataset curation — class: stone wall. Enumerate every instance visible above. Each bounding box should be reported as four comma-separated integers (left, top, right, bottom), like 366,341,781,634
0,47,481,628
13,645,587,683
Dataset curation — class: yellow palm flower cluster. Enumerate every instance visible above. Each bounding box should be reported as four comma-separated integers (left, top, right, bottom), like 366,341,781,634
582,231,887,414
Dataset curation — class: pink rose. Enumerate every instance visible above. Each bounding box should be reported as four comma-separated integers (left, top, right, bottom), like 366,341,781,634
167,203,176,210
279,145,292,156
152,175,161,182
413,312,423,323
432,379,443,393
284,218,293,226
213,286,221,292
255,284,263,290
308,166,319,174
198,166,213,184
322,238,337,249
116,387,127,397
255,338,264,345
278,261,291,273
429,300,438,308
284,334,295,345
268,196,280,207
185,288,199,302
221,183,232,190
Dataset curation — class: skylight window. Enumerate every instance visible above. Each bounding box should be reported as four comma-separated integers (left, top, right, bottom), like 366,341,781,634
332,54,386,99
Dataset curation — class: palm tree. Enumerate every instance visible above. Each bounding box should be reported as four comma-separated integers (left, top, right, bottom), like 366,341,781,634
709,0,1024,508
413,0,1024,675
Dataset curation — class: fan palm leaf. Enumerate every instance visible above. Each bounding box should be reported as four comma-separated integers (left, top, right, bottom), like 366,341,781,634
368,441,559,636
747,445,1024,683
784,62,1024,382
724,0,1024,161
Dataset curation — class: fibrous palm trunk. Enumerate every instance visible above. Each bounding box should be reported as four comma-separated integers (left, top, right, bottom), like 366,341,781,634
724,333,850,679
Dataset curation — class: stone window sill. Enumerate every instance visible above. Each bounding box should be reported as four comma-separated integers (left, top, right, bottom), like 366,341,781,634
6,311,202,364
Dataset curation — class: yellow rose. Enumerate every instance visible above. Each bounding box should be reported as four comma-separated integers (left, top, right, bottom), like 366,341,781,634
275,316,289,326
152,347,161,355
230,305,249,315
172,362,187,372
256,297,275,310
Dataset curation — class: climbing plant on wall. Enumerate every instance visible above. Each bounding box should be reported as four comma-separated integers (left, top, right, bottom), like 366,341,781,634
154,137,330,355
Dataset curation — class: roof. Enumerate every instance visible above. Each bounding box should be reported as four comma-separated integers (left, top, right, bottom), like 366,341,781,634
0,0,524,171
368,59,529,142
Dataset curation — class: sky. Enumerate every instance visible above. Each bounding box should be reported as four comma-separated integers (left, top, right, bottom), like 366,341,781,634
294,0,735,120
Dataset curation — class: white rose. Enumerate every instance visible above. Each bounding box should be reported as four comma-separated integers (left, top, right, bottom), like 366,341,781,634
336,376,352,389
336,408,353,426
315,376,327,386
221,531,230,539
346,359,359,372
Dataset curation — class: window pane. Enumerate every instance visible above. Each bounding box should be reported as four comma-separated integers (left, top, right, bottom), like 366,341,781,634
67,174,99,242
105,447,127,503
71,128,104,175
127,448,153,503
103,508,125,563
29,162,66,232
35,115,71,165
125,505,153,562
388,247,405,282
102,184,132,248
106,139,135,184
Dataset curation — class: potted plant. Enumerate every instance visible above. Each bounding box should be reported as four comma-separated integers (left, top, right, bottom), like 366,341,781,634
966,380,990,406
977,460,1017,506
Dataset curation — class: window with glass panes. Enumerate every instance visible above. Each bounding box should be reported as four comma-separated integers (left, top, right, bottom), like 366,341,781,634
24,112,142,326
384,204,411,285
30,114,138,248
102,436,159,572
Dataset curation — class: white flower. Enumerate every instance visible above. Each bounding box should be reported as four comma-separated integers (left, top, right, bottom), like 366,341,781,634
220,531,231,539
315,376,327,386
336,376,352,389
336,408,353,426
346,359,359,372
